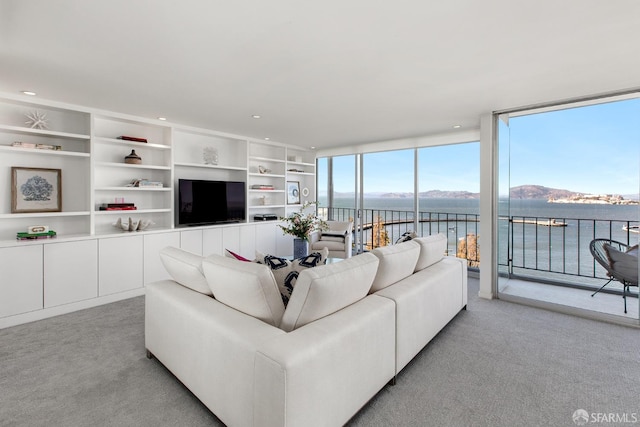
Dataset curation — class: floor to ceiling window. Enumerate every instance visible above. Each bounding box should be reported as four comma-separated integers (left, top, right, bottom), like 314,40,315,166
418,143,480,265
317,141,480,261
497,94,640,321
362,149,415,249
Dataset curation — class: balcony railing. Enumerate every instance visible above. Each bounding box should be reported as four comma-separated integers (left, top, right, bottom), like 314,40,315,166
319,206,640,294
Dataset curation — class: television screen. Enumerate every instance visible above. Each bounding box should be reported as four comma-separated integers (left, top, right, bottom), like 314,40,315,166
178,179,246,226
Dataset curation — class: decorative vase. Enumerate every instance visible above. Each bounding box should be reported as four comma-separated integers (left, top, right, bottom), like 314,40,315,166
293,238,309,259
124,149,142,164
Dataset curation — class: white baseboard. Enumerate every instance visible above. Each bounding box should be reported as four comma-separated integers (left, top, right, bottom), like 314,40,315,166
0,288,146,330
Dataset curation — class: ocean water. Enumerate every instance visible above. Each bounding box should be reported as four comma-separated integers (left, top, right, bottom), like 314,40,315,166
321,197,640,282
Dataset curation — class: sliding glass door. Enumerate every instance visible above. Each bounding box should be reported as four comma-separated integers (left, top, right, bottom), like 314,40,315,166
496,94,640,320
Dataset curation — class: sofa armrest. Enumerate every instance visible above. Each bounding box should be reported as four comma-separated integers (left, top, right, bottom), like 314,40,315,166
145,280,285,427
254,295,395,427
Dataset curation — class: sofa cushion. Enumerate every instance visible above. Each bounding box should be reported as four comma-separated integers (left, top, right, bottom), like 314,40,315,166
159,246,212,296
202,254,285,327
413,233,447,271
279,252,380,332
255,248,329,306
603,243,639,281
369,240,420,293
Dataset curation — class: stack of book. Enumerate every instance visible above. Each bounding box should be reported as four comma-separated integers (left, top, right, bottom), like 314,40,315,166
251,184,275,190
12,141,62,150
16,230,57,240
99,203,137,211
137,180,163,188
127,178,163,188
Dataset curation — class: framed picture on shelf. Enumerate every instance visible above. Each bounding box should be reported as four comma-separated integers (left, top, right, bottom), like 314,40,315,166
286,181,300,205
11,167,62,213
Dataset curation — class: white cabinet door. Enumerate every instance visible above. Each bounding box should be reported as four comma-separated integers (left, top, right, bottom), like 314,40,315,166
99,235,144,296
144,232,180,284
44,240,98,308
239,224,256,258
276,221,294,257
255,222,278,255
222,226,240,254
0,245,43,318
180,229,203,255
202,228,223,256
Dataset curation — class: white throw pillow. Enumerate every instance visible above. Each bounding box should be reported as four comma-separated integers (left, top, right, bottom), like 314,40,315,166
279,252,379,332
202,254,285,327
413,233,447,271
369,240,420,293
159,246,212,296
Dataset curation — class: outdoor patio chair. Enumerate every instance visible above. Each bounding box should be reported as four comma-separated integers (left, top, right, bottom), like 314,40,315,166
589,238,639,314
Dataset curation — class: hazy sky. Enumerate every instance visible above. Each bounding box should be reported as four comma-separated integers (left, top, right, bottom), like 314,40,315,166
323,97,639,195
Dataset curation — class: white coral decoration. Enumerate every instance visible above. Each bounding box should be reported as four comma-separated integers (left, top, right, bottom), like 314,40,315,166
25,110,49,129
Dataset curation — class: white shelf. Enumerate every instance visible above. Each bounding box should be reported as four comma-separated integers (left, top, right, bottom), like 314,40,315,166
248,205,285,209
0,124,90,140
248,189,285,193
94,208,172,216
287,161,315,167
174,162,247,171
249,156,286,163
248,172,285,178
95,162,171,171
95,186,170,192
0,145,90,157
93,136,171,150
0,211,91,219
287,171,315,176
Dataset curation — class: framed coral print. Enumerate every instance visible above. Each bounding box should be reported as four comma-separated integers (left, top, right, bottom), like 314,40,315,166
287,181,300,205
11,167,62,213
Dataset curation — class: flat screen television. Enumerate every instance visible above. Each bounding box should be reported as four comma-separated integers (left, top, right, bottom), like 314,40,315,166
178,179,246,226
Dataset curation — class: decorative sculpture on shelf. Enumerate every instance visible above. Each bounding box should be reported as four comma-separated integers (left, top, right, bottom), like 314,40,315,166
114,217,154,232
203,147,218,165
258,165,271,174
24,110,49,130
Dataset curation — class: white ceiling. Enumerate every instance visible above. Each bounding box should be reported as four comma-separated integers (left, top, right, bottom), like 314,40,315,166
1,0,639,150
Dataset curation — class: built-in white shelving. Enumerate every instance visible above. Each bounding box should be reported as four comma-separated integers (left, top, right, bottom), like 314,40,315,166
0,92,315,328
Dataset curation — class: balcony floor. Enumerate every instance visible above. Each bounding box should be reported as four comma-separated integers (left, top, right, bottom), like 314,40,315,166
498,278,639,325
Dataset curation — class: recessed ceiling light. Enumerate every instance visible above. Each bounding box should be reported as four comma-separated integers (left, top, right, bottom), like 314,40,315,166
158,117,167,121
264,137,270,140
22,91,37,96
310,146,316,149
452,125,462,129
252,115,261,119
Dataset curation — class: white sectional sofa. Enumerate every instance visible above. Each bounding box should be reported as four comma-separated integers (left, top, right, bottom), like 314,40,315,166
145,233,467,427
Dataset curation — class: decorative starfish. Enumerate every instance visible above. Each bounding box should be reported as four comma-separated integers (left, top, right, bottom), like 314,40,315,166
25,110,49,129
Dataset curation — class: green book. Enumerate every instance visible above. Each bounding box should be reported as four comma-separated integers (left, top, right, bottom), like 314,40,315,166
16,230,57,238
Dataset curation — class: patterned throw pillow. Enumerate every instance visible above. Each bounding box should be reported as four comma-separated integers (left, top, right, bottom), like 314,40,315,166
255,248,329,306
395,231,417,244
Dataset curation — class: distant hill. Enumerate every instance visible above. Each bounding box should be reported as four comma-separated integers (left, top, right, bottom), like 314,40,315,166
419,190,480,199
334,185,591,200
510,185,577,200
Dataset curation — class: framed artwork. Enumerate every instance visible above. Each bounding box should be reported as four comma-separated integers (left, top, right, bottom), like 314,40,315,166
11,167,62,213
287,181,300,205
